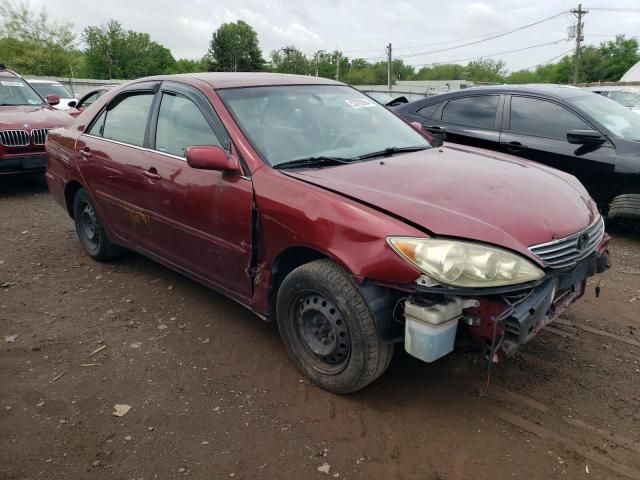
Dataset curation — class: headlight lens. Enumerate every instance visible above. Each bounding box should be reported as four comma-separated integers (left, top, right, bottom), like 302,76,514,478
387,237,544,288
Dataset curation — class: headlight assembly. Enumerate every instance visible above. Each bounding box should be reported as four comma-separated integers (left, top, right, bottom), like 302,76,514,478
387,237,544,288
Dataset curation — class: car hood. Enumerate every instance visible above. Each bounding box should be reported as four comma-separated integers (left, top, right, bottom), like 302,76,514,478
283,144,599,260
0,105,73,129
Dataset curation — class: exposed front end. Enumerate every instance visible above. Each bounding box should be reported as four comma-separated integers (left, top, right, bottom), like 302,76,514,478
385,217,610,363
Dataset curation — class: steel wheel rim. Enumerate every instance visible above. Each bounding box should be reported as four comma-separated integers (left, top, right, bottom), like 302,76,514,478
79,201,99,250
294,291,350,375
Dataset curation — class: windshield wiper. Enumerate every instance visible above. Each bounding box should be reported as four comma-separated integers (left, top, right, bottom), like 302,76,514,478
273,156,354,170
357,145,429,160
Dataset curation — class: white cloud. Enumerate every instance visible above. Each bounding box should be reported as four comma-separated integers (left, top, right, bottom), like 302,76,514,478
25,0,640,71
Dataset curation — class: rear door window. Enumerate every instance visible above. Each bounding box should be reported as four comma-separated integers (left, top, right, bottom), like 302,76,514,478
509,96,589,139
89,93,154,147
441,95,499,129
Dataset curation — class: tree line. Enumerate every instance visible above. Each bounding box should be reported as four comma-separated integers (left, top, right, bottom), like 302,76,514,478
1,1,638,85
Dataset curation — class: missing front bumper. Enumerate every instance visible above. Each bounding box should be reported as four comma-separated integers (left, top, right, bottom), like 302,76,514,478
400,250,610,362
500,252,610,356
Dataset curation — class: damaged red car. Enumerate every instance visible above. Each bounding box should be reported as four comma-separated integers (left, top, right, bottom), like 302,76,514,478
46,73,610,393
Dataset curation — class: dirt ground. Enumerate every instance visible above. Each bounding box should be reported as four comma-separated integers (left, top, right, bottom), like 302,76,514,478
1,176,639,480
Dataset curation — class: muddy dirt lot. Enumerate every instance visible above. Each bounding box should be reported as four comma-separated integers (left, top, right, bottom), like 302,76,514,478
1,176,639,480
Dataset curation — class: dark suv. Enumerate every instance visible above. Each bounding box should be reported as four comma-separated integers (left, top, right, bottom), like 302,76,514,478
0,66,72,175
396,85,640,223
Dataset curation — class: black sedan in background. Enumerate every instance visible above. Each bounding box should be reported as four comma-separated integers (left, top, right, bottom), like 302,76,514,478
396,85,640,223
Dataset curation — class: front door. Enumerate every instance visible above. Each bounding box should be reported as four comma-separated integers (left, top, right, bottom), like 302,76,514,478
138,82,254,301
500,95,617,206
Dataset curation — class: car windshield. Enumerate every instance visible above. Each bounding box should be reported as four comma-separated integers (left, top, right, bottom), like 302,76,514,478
570,93,640,142
30,82,73,98
0,78,44,106
218,85,430,167
609,90,640,109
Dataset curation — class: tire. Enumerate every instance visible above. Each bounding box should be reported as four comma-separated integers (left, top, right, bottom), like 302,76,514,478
276,259,393,393
607,193,640,230
72,188,122,261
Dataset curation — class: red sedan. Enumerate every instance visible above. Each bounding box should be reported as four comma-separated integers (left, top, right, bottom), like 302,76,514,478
46,73,610,393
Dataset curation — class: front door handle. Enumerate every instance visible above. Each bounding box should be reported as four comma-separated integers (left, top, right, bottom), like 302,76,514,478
424,125,445,133
502,141,527,152
79,147,92,158
143,168,161,180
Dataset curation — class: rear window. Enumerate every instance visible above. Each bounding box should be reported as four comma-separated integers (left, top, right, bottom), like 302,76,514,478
441,96,499,129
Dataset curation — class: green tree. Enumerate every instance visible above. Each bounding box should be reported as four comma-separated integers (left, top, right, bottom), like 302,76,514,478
170,57,208,74
414,64,466,80
600,35,639,81
207,20,264,72
270,46,310,75
0,0,81,76
83,20,176,79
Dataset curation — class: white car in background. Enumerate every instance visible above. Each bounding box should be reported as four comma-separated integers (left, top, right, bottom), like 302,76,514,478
26,79,77,111
585,85,640,115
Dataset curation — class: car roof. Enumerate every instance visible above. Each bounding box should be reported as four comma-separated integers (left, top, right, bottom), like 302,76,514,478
137,72,343,89
412,84,592,103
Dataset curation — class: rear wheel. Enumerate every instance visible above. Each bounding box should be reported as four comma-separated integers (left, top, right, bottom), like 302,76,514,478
276,259,393,393
73,188,122,261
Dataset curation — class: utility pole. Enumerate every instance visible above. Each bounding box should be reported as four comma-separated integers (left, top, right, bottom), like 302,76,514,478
335,52,340,81
386,43,392,90
571,4,588,84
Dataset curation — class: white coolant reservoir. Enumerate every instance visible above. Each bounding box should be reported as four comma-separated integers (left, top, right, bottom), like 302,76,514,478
404,297,477,363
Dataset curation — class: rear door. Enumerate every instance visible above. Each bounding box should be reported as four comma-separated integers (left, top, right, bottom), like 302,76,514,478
141,81,254,300
77,82,159,246
500,95,617,203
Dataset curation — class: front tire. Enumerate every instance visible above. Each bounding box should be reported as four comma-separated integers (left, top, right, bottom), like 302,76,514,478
276,259,393,393
73,188,122,261
608,193,640,231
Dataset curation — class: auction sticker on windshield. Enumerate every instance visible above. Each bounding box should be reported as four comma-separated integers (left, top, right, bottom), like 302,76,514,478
345,98,376,109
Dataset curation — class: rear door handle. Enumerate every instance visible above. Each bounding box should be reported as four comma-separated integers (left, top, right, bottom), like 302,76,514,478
143,168,161,180
79,147,91,158
502,141,527,152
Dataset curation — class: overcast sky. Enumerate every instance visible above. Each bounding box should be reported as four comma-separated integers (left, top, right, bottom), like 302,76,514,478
30,0,640,72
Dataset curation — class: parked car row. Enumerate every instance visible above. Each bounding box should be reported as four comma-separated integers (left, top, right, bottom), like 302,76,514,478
0,66,115,176
41,72,610,392
395,85,640,224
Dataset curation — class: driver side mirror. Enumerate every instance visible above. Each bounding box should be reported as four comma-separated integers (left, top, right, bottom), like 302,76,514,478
410,121,442,146
186,145,240,173
567,129,606,145
45,94,60,106
67,100,77,108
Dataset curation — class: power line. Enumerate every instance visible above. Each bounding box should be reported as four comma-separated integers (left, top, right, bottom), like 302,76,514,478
522,48,574,70
342,10,567,55
587,7,640,12
410,39,570,67
394,12,568,59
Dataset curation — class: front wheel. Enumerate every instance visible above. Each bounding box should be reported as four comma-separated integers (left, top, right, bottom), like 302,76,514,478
276,259,393,393
608,193,640,230
73,188,122,261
